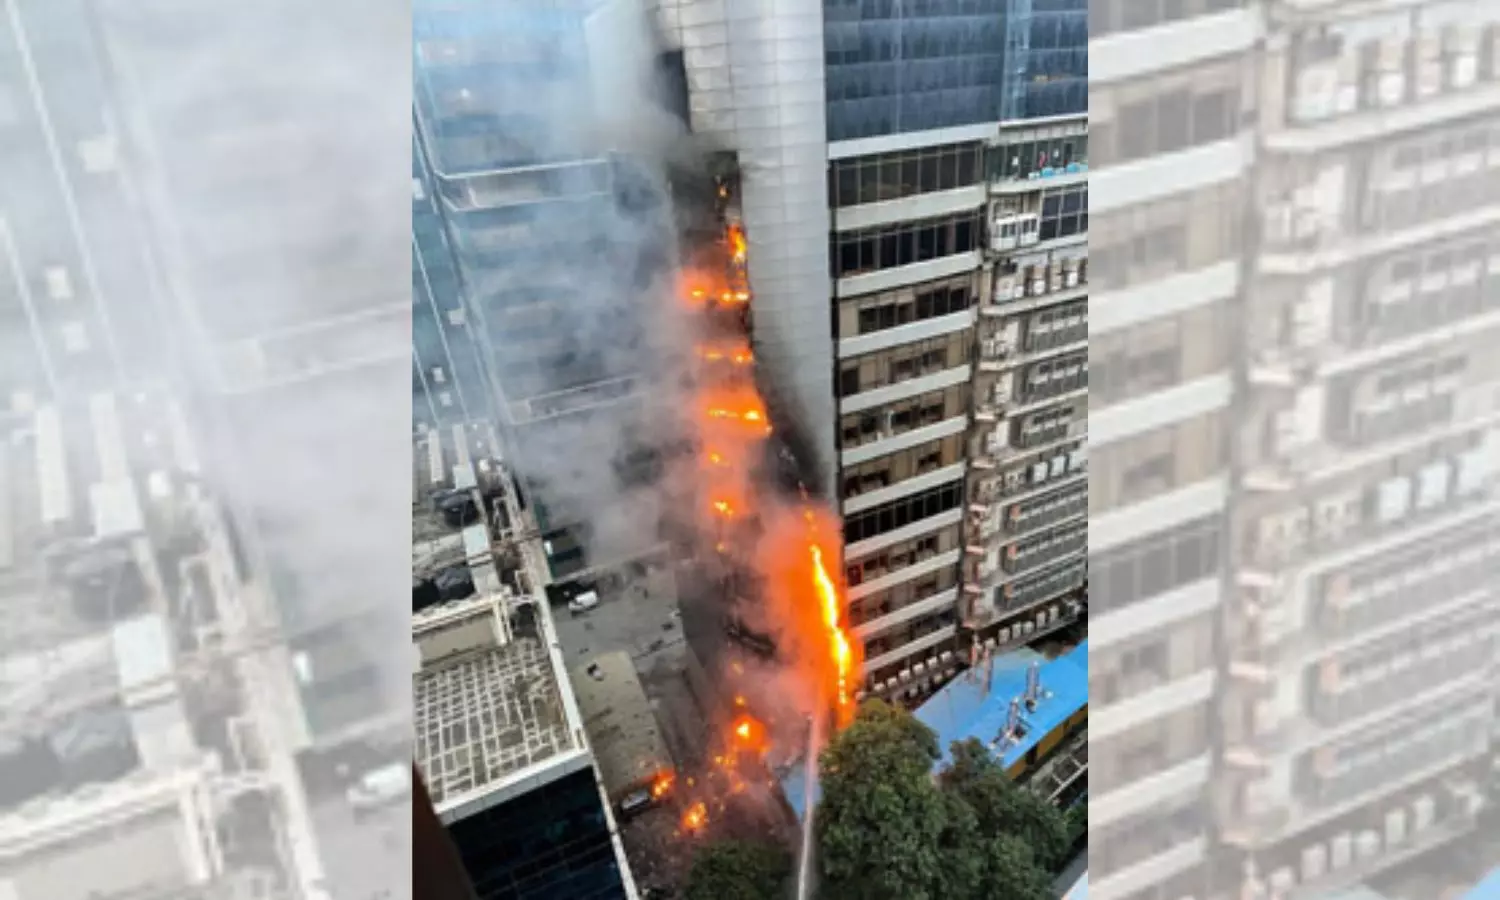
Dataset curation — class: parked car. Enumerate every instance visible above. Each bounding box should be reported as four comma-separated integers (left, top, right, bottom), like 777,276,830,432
347,763,410,816
567,591,601,616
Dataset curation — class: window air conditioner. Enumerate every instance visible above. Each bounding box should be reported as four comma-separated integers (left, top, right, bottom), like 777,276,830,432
1416,36,1444,98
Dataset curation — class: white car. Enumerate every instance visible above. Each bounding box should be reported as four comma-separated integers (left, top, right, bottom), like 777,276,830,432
567,591,600,616
347,763,410,815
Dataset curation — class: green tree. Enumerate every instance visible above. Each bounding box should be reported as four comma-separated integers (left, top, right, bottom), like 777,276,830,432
812,702,1072,900
1065,800,1087,846
974,834,1056,900
939,738,1071,874
683,839,791,900
814,700,953,900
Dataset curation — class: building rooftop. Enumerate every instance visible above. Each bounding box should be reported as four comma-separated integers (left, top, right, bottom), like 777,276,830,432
410,427,584,814
0,392,199,740
569,650,671,799
413,635,574,808
914,641,1088,771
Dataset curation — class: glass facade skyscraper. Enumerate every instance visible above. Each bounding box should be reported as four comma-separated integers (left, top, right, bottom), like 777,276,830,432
821,0,1086,142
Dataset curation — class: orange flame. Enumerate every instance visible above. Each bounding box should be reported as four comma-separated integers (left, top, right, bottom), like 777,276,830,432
651,771,675,799
730,713,767,749
810,542,855,723
682,801,708,832
728,223,748,265
697,343,755,365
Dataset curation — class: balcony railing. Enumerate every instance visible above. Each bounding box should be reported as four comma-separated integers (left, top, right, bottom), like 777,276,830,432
1248,491,1492,574
1003,528,1087,575
1309,640,1495,727
988,267,1088,310
1027,728,1088,805
1308,726,1488,810
1316,548,1495,641
999,565,1086,613
1355,286,1496,348
1006,489,1087,534
1014,421,1075,449
1339,395,1456,447
1025,324,1088,352
1016,370,1088,404
1283,41,1500,130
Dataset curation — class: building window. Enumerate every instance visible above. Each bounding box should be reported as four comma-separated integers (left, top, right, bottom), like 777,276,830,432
828,143,985,208
831,211,985,278
1092,705,1211,796
842,435,963,499
1092,0,1247,39
1092,515,1222,617
1091,797,1205,881
839,386,968,449
844,480,964,545
1038,185,1087,241
861,607,959,663
838,332,971,398
1089,181,1243,293
1092,58,1245,167
846,531,952,587
848,566,958,627
988,132,1088,181
1092,414,1230,516
838,274,975,339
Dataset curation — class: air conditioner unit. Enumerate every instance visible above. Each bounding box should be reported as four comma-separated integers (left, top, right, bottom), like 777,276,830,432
1301,844,1328,882
991,381,1009,406
1415,36,1444,98
44,267,74,301
1377,70,1406,106
1292,63,1337,122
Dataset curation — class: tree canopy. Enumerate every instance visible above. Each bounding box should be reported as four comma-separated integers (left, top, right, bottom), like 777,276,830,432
814,700,952,900
813,700,1069,900
683,839,792,900
939,738,1071,873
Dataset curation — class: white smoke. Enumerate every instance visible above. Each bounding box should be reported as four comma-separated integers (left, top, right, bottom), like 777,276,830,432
416,0,710,571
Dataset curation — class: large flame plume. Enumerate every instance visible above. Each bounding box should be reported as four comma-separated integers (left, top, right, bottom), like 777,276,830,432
670,214,860,835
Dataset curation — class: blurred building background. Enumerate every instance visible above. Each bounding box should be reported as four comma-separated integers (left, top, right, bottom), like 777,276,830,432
1093,1,1500,899
1,2,411,900
1087,1,1252,898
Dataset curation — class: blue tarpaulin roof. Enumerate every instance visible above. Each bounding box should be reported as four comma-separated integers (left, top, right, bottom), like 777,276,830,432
778,642,1088,824
1464,867,1500,900
914,641,1089,770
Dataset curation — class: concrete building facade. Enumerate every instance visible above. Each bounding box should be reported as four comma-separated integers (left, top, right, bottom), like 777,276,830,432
651,0,1089,702
1086,2,1258,899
